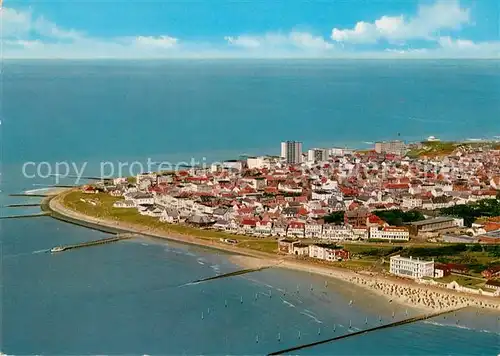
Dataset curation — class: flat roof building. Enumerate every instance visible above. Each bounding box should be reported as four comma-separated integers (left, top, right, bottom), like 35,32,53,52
389,255,434,279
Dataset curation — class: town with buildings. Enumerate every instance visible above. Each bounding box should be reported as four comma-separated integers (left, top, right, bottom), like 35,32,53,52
82,138,500,293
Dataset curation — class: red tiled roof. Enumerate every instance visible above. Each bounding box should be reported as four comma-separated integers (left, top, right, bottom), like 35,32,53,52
242,219,257,226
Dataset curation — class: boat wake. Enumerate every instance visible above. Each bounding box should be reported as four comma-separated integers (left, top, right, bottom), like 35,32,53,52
281,299,296,308
300,310,323,324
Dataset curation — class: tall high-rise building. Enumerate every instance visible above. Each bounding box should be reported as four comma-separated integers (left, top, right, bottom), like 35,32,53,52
280,141,303,164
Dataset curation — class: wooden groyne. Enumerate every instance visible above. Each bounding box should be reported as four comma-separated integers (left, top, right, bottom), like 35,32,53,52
267,307,466,355
9,194,49,198
190,266,272,285
0,212,50,220
4,203,41,208
51,233,136,253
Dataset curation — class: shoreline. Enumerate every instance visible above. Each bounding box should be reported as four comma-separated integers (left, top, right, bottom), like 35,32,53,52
46,190,500,312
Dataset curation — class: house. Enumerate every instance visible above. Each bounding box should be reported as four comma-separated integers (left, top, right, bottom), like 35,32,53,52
481,266,500,279
434,263,451,278
287,221,305,238
444,263,469,274
186,214,215,226
213,219,230,230
255,220,273,236
344,207,370,227
272,221,288,237
278,239,297,254
485,279,500,291
130,192,155,206
113,200,135,208
305,221,323,238
241,218,257,233
160,208,181,223
140,204,164,217
292,243,309,256
308,244,350,261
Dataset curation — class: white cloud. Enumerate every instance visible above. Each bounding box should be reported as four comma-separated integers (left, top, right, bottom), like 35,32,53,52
436,36,500,57
2,2,499,59
289,32,333,50
134,35,178,48
224,32,333,51
331,0,470,44
2,7,179,58
1,7,84,40
224,35,261,48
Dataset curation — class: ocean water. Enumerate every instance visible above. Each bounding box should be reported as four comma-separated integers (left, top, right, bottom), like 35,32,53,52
1,60,500,354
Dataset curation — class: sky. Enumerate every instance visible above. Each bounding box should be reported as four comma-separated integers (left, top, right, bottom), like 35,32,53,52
2,0,500,59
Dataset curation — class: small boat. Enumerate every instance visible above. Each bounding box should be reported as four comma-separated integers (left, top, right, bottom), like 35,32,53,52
50,246,65,253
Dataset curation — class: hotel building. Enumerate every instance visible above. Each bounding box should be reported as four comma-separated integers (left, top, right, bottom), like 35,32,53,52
389,255,435,279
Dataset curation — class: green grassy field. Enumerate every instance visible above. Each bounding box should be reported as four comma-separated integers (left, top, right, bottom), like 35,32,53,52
407,141,457,158
61,190,278,253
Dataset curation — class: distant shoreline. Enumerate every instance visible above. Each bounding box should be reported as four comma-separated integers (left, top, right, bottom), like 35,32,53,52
44,189,500,312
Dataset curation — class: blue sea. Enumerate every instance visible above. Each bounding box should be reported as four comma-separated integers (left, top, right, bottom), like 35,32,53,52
1,60,499,355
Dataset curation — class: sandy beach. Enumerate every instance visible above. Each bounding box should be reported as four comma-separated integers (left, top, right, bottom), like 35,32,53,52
47,191,500,313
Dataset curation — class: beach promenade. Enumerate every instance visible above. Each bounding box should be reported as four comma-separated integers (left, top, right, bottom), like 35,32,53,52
46,190,500,312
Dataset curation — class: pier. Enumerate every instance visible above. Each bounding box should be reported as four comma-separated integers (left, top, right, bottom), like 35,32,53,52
0,212,50,220
268,307,466,355
50,233,136,253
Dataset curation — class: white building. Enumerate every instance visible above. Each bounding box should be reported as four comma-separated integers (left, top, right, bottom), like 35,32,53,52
307,148,328,162
321,225,355,240
222,160,244,171
389,255,434,279
281,141,303,164
369,226,410,241
247,156,272,169
402,195,422,209
329,147,345,157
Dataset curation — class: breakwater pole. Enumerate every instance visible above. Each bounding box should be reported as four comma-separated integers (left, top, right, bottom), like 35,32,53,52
51,233,136,252
0,212,50,220
4,203,41,208
268,307,466,355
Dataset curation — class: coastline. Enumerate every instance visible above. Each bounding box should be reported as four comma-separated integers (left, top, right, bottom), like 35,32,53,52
46,190,500,312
